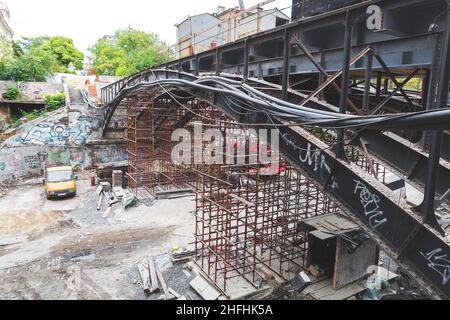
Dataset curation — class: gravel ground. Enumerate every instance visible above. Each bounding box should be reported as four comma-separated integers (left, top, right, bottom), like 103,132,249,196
0,178,197,300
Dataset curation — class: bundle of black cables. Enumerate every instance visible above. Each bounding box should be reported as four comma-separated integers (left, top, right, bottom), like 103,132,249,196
109,74,450,132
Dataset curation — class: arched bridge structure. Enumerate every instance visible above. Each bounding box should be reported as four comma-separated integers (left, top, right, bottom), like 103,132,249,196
99,69,450,299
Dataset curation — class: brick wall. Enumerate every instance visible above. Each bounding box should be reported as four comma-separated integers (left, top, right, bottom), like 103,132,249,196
0,105,11,123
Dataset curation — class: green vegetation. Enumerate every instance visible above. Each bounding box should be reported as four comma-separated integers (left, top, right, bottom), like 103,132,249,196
88,28,174,76
2,85,20,100
0,36,84,81
370,77,423,91
9,92,65,128
0,44,54,81
40,37,84,73
44,92,65,109
0,38,13,57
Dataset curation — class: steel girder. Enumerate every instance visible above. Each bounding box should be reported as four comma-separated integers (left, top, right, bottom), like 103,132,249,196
100,69,450,299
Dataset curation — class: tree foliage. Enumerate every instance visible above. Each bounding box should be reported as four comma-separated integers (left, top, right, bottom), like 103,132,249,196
89,28,174,76
0,45,54,81
0,36,84,81
41,37,84,73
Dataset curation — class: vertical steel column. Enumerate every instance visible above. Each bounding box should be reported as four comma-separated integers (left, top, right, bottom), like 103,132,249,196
243,40,250,81
337,11,353,159
318,53,325,100
215,47,221,76
422,70,431,110
420,7,450,232
195,55,199,76
362,52,373,114
282,29,290,101
376,72,382,98
383,78,389,94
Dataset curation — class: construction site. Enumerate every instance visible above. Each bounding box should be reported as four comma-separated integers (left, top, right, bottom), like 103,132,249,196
1,0,450,301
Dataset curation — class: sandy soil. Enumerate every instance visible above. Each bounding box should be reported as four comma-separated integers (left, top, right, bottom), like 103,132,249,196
0,179,197,300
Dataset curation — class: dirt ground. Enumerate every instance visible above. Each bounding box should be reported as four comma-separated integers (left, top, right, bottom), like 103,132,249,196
0,178,198,300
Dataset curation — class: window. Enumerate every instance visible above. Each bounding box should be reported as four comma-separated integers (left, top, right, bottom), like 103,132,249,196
47,170,73,183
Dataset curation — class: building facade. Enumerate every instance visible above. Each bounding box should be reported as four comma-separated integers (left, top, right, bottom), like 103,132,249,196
175,5,289,59
0,2,13,39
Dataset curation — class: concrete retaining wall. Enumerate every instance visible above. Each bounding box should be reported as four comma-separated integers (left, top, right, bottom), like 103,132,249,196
0,81,64,103
0,144,127,184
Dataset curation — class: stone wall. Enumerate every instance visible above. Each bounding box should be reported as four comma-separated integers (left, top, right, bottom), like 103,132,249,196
0,143,127,184
0,105,10,125
0,81,64,103
0,101,128,184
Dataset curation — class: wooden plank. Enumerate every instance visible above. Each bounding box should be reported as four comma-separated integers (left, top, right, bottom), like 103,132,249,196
189,276,221,300
102,207,112,218
186,291,194,300
148,256,160,292
312,281,366,300
97,192,104,211
169,288,181,299
96,184,103,195
137,262,150,293
156,266,176,300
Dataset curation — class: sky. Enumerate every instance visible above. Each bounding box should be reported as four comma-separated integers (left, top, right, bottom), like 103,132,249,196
7,0,293,55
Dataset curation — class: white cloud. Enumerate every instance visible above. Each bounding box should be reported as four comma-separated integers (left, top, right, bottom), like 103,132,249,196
8,0,293,54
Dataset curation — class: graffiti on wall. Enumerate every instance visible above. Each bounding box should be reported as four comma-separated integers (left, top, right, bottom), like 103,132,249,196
94,147,127,164
47,150,84,169
15,116,93,146
0,148,51,181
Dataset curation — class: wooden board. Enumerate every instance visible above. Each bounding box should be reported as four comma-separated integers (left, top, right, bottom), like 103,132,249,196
137,262,150,293
303,278,366,300
156,266,176,300
189,276,221,300
97,193,104,211
148,256,160,292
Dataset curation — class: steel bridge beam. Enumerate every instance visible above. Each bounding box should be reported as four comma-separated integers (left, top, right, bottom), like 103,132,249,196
100,69,450,299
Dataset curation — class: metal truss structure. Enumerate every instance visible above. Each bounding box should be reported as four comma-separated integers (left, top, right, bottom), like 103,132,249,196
100,0,450,299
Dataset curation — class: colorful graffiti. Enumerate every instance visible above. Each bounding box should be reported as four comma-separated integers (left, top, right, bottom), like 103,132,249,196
15,116,92,147
94,147,127,164
47,150,84,169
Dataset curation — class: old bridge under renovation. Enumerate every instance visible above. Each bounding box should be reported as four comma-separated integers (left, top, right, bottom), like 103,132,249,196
97,0,450,299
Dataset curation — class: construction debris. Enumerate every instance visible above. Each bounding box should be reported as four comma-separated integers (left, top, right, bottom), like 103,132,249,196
171,246,195,265
156,265,176,300
112,170,123,188
155,188,193,200
113,187,126,200
101,207,112,219
189,275,222,300
121,190,136,209
95,184,104,196
104,191,119,206
147,256,160,292
137,257,162,294
99,182,112,193
97,192,104,211
137,262,151,293
291,272,311,293
168,288,181,299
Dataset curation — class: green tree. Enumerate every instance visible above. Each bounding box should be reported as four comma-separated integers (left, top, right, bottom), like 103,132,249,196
41,37,84,73
89,28,174,76
0,45,54,82
0,38,13,58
